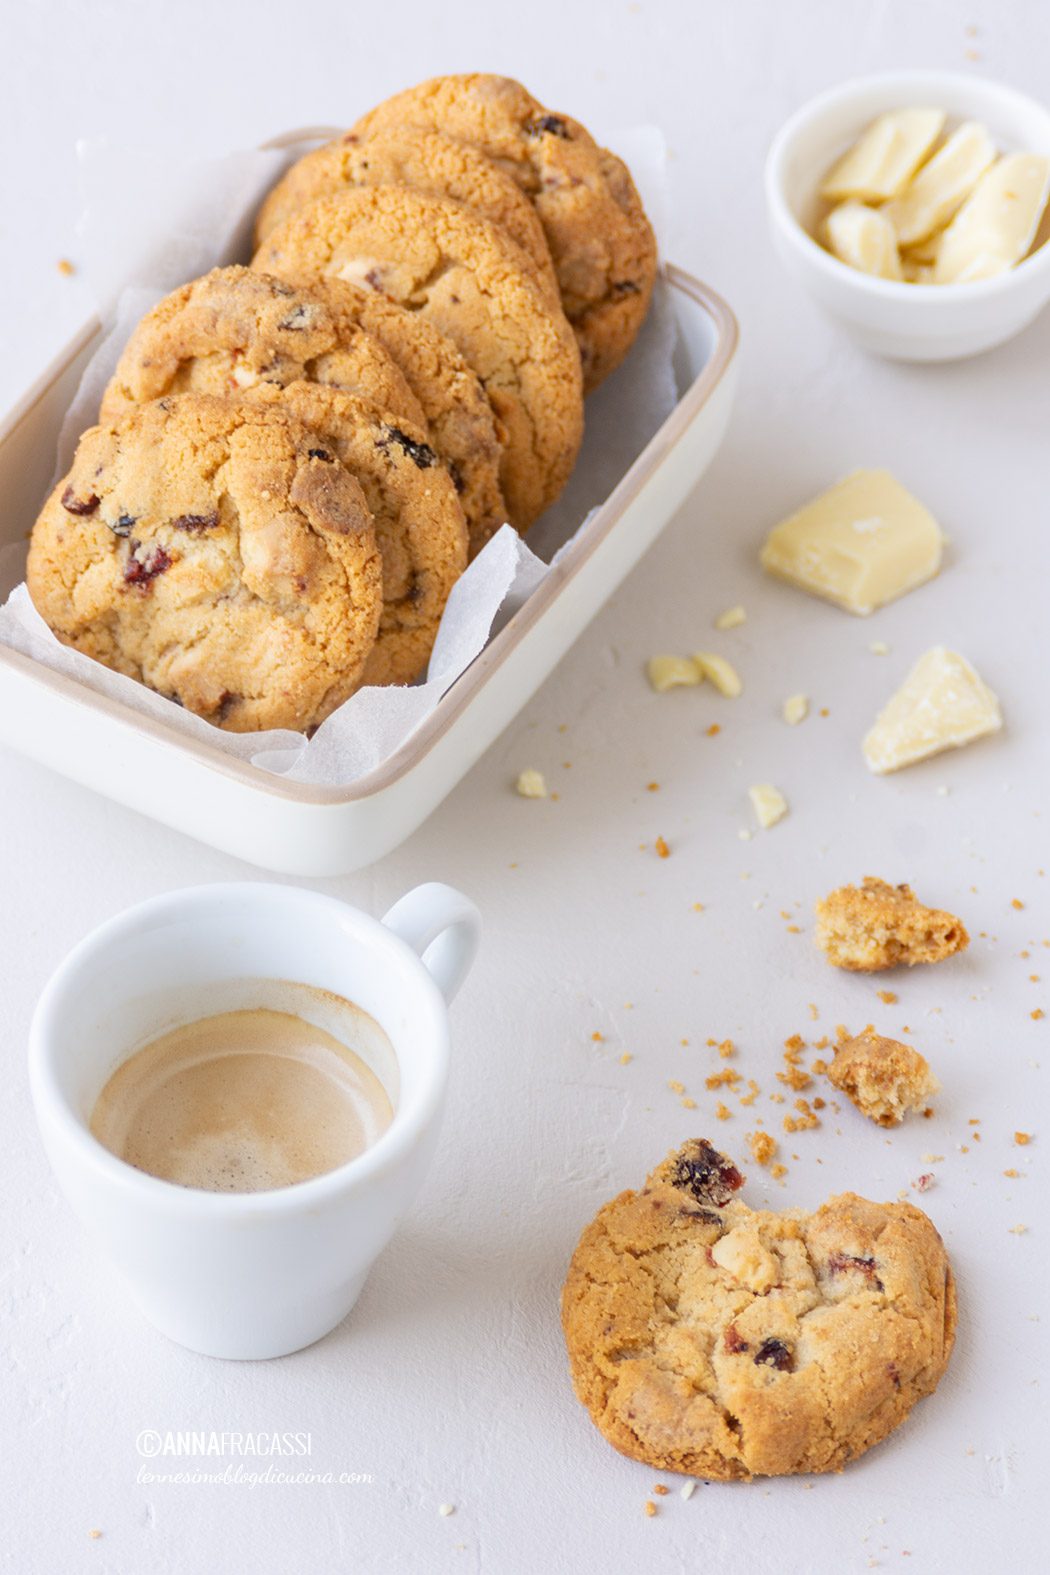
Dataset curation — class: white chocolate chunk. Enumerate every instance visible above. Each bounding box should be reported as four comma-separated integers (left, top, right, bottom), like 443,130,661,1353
714,604,747,630
515,768,548,798
884,121,997,246
760,469,943,616
935,153,1050,282
647,654,702,692
783,693,809,725
692,652,742,697
749,783,789,829
821,108,946,202
902,231,942,265
863,646,1002,774
947,250,1012,284
900,256,936,284
712,1226,780,1292
825,201,902,280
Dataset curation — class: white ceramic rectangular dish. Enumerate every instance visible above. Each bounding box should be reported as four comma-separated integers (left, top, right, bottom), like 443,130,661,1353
0,144,738,875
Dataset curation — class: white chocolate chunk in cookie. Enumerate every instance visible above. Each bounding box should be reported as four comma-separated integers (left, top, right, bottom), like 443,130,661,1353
711,1226,779,1293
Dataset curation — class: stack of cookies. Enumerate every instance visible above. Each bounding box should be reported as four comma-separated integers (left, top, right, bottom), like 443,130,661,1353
28,74,657,734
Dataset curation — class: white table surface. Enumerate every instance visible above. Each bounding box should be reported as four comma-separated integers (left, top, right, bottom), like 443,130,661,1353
2,2,1047,1571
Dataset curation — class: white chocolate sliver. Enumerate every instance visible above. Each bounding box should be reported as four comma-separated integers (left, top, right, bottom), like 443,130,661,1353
825,202,902,280
884,121,997,246
935,153,1050,282
821,109,946,202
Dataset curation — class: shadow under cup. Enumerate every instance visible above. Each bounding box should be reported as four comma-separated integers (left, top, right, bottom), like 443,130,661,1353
29,883,454,1360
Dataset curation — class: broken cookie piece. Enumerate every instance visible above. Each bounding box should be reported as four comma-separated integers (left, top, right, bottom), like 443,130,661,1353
561,1138,956,1480
816,877,968,971
827,1028,940,1127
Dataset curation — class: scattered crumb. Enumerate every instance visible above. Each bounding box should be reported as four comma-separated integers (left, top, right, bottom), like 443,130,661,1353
591,1031,604,1043
57,258,75,277
808,1002,819,1020
877,990,898,1005
706,723,721,737
647,781,660,792
87,1530,102,1540
653,1483,670,1496
438,1504,455,1517
738,1078,760,1107
748,783,789,830
715,1102,732,1121
715,604,747,630
644,1500,658,1517
912,1172,935,1193
1015,1131,1033,1145
770,1163,788,1179
719,1039,735,1059
747,1131,778,1167
783,1097,820,1133
515,768,547,798
869,641,889,655
816,878,968,971
681,1096,697,1109
786,924,801,934
1003,1169,1021,1178
693,651,743,698
647,654,701,692
655,835,671,859
1012,898,1025,910
1008,1224,1028,1235
738,828,752,841
1032,1009,1045,1021
668,1080,685,1094
619,1053,633,1066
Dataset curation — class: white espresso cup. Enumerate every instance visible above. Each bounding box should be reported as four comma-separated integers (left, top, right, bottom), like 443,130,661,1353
28,880,480,1360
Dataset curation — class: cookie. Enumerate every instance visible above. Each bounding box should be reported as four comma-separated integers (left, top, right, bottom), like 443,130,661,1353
350,74,657,390
255,127,559,304
816,878,969,971
246,381,467,686
562,1139,956,1480
27,395,382,733
99,266,424,430
254,185,583,529
277,275,507,557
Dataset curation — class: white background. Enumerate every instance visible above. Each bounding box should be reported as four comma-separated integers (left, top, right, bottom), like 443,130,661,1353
2,2,1048,1571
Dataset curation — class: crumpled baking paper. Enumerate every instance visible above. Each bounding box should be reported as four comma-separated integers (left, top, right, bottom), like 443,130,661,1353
0,127,676,785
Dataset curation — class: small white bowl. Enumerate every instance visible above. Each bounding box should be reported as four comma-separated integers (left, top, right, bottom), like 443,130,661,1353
765,69,1050,360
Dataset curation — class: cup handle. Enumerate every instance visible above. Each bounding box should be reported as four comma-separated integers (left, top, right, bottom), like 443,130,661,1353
381,883,481,1005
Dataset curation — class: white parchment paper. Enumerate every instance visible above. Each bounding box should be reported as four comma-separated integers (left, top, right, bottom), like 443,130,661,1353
0,130,676,785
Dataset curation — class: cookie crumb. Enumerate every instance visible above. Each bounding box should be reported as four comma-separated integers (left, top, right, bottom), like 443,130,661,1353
1032,1008,1045,1021
644,1500,658,1517
619,1053,633,1066
706,722,721,737
1014,1131,1033,1145
516,768,547,798
647,781,660,792
1003,1168,1021,1178
747,1130,778,1167
1012,898,1025,910
715,1102,732,1121
652,1483,669,1495
87,1530,102,1540
57,258,76,277
877,990,898,1004
655,835,671,859
912,1172,935,1193
1008,1224,1028,1235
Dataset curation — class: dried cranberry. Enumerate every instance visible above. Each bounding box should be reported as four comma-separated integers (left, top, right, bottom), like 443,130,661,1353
364,268,384,290
528,114,570,139
61,485,99,516
723,1324,749,1355
447,461,464,494
110,513,136,537
308,448,334,462
378,426,438,470
122,542,172,588
668,1140,744,1207
678,1205,723,1226
215,692,238,721
753,1338,793,1371
827,1252,884,1292
171,512,219,533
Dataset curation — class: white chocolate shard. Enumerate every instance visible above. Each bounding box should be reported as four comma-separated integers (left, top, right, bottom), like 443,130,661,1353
863,646,1002,774
884,121,997,246
760,469,943,616
515,768,548,798
647,654,702,693
749,783,789,830
821,109,946,202
715,604,747,630
825,201,902,280
935,153,1050,282
692,652,742,698
783,693,809,726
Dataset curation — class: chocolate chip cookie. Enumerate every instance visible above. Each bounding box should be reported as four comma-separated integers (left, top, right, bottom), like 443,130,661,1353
350,74,657,390
276,275,507,557
255,127,559,304
246,381,467,686
27,395,382,733
254,185,583,529
562,1139,956,1480
99,266,424,430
